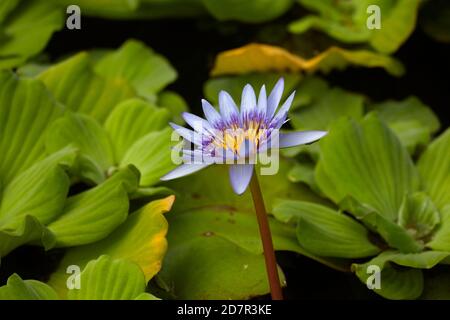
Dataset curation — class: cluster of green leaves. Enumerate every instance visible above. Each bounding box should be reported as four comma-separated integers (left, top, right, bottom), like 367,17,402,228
275,109,450,299
0,39,182,299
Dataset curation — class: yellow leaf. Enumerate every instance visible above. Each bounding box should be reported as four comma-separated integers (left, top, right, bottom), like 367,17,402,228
211,43,404,77
47,195,175,297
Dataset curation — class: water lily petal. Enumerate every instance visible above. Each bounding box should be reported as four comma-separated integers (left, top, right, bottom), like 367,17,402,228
240,84,257,118
270,91,295,128
160,163,211,181
229,164,254,195
182,112,213,135
257,85,267,117
267,78,284,119
202,99,222,128
279,130,328,148
170,122,203,146
219,90,240,126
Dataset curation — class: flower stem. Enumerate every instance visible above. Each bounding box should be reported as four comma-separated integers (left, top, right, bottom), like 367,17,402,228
249,170,283,300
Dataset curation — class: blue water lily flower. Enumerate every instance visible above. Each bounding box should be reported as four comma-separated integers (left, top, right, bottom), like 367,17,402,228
161,78,327,194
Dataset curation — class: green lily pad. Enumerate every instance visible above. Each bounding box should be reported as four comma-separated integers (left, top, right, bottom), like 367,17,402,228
159,205,347,299
165,158,330,214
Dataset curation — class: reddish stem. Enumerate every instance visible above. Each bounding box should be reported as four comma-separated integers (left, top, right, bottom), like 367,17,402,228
249,170,283,300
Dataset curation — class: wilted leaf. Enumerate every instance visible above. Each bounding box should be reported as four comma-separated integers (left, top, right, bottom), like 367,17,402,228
48,196,174,297
211,43,404,77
